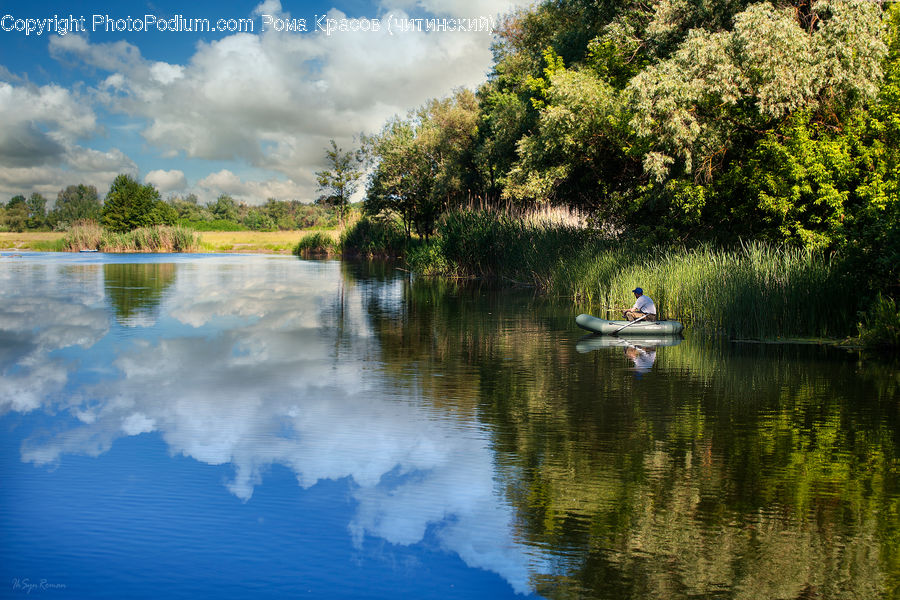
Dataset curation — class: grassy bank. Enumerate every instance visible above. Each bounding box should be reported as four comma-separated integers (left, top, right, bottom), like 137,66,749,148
2,228,336,254
0,231,65,251
200,230,332,254
392,209,880,341
60,222,200,252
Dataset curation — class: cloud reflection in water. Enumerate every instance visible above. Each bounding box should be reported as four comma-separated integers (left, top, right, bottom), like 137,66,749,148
1,255,539,594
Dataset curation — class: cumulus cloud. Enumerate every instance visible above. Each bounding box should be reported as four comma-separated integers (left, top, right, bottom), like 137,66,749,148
36,0,532,203
197,169,313,203
3,0,532,202
0,80,136,198
145,169,187,193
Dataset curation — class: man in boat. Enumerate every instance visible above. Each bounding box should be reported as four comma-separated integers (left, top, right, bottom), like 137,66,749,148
623,287,657,322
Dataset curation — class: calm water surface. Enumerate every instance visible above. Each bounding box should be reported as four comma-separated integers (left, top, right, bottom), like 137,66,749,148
0,252,897,599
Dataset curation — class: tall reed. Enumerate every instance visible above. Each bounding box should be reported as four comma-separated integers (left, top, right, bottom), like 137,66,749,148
61,220,104,251
62,223,199,253
293,232,338,258
568,242,856,339
411,209,857,339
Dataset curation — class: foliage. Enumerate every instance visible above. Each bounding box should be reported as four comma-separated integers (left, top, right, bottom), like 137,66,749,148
101,174,174,233
855,294,900,349
364,89,479,240
26,193,48,229
293,232,338,258
4,195,28,231
340,217,407,258
242,208,276,231
406,209,855,339
209,194,239,222
316,139,363,226
351,0,900,307
50,184,101,228
177,219,248,231
62,221,199,252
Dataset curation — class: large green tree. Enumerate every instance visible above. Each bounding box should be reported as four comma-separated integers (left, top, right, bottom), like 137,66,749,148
4,195,27,232
365,90,479,239
26,193,47,229
50,184,101,227
101,174,171,233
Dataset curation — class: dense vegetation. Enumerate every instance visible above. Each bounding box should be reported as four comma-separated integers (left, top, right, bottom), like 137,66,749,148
353,0,900,344
5,0,898,343
1,180,340,234
362,1,898,286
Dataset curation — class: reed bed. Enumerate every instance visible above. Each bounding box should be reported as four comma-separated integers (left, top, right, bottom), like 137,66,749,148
293,232,339,258
565,242,855,339
411,209,857,339
62,222,200,253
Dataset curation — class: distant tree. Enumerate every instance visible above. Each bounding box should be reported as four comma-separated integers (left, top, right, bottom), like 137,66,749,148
50,184,101,228
316,140,362,226
26,193,48,229
209,194,239,222
262,198,293,229
5,195,27,231
243,208,275,231
101,174,166,232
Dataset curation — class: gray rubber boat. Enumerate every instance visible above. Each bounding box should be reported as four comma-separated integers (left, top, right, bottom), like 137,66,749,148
575,313,684,335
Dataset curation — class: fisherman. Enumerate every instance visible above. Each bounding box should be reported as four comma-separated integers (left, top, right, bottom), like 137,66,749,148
623,287,657,322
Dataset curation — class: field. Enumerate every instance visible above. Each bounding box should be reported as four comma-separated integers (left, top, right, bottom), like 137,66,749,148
0,230,342,254
0,231,65,251
197,230,340,254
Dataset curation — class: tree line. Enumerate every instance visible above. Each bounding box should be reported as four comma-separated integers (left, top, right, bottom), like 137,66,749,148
353,0,899,293
1,175,340,233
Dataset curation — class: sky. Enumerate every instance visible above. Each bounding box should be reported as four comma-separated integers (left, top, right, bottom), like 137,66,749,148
0,0,530,206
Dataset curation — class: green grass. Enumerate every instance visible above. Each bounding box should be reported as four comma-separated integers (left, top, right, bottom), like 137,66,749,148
293,232,338,257
61,222,200,252
405,209,859,340
853,294,900,349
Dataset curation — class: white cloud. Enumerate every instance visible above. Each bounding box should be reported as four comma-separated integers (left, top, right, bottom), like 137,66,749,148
197,169,312,203
5,256,545,593
37,0,532,203
0,80,136,199
145,169,187,193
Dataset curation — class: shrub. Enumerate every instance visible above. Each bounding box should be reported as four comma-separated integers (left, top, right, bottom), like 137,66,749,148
340,217,406,257
855,295,900,349
294,232,337,257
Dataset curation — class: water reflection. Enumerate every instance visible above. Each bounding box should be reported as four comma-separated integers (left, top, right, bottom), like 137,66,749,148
1,254,897,600
104,262,176,325
360,275,898,600
0,254,540,595
576,334,683,374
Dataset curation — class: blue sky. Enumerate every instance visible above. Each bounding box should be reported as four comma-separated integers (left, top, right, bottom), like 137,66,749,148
0,0,528,205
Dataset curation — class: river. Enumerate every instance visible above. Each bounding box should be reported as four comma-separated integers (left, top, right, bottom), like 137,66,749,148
0,252,896,599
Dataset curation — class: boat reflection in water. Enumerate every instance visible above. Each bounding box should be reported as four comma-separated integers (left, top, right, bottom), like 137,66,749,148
576,334,683,373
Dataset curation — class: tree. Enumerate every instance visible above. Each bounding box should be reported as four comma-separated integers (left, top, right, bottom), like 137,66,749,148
101,174,164,233
315,140,362,226
50,184,101,228
209,194,238,222
243,208,275,231
365,89,480,240
5,195,27,232
26,193,47,229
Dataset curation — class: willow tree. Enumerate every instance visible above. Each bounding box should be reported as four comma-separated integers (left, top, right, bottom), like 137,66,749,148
627,0,887,245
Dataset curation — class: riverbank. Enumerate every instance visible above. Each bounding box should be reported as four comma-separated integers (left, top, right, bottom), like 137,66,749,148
0,229,340,254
